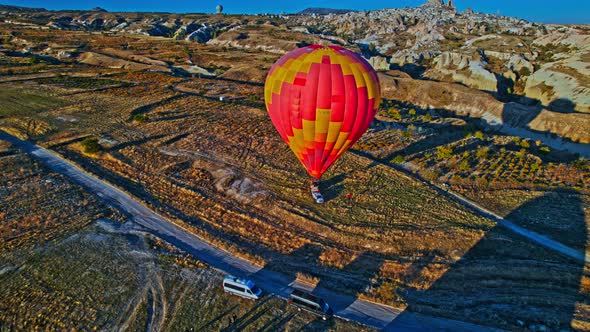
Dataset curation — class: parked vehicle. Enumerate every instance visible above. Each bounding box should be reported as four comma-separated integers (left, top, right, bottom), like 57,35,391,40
311,190,324,204
288,288,333,320
222,275,262,300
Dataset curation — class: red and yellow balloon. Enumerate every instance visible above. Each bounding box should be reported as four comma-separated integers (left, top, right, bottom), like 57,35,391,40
264,45,381,179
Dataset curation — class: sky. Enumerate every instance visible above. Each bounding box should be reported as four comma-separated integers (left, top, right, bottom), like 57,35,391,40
1,0,589,24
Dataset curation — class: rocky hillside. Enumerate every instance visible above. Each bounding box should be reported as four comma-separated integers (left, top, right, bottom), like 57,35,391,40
0,1,588,142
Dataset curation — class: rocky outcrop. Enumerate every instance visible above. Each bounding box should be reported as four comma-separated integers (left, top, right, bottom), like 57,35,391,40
429,52,498,92
185,25,214,43
425,0,444,7
77,52,170,72
380,74,590,147
525,53,590,113
506,54,534,74
366,56,390,71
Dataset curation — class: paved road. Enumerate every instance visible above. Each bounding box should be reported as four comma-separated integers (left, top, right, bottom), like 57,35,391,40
354,150,590,265
1,131,503,331
442,187,589,264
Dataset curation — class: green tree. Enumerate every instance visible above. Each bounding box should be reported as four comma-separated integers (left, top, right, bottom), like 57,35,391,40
459,160,469,171
436,145,453,159
474,131,484,139
539,146,550,154
408,108,416,117
423,113,432,122
393,155,405,164
388,108,401,120
133,114,148,123
476,147,489,159
182,45,195,63
81,138,102,154
520,140,530,148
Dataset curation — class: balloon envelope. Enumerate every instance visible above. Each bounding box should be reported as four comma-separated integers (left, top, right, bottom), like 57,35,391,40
264,45,381,179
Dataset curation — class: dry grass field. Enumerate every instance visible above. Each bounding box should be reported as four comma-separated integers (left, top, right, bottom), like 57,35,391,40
0,17,588,331
0,143,371,331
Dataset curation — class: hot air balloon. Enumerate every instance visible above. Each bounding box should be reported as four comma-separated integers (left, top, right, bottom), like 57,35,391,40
264,45,381,203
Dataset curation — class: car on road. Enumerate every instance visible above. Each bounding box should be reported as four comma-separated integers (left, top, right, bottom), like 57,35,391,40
222,275,262,300
288,288,333,320
311,190,324,204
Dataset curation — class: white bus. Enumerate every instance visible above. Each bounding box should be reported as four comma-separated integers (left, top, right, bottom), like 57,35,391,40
222,275,262,300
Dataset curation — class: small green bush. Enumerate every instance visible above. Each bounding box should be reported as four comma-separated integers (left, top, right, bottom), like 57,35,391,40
393,155,406,164
436,145,453,159
81,138,102,154
133,114,148,123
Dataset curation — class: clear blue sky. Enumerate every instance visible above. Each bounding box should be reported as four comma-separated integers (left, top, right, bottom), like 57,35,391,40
1,0,588,24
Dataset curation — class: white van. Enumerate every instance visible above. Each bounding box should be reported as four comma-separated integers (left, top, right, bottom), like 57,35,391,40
222,275,262,300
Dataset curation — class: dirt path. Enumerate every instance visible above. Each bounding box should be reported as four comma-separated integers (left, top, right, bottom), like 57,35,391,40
0,130,503,332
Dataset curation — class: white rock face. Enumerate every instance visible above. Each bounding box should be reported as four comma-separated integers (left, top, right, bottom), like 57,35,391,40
57,50,71,58
185,25,213,43
525,53,590,113
365,56,390,71
506,54,534,74
431,52,498,91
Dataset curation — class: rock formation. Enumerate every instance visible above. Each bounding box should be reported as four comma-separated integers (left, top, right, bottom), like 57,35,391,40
425,0,444,7
430,52,498,92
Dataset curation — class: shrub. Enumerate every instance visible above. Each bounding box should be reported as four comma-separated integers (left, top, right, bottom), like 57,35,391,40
459,160,469,171
423,113,432,122
133,114,148,123
80,138,102,154
389,109,402,120
476,147,489,159
436,145,454,159
519,67,531,77
393,155,405,164
408,108,416,116
474,131,484,139
520,140,530,148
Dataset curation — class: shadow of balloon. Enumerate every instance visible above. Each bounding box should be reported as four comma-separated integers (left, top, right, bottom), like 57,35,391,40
548,98,578,114
321,173,346,202
387,192,587,331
